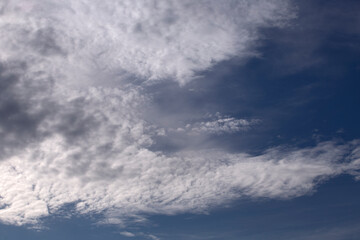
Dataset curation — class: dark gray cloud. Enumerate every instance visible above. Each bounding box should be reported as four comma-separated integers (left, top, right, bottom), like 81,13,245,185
0,63,52,160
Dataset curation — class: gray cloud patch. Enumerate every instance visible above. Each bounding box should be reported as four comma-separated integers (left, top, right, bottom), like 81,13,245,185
30,27,67,56
0,63,52,160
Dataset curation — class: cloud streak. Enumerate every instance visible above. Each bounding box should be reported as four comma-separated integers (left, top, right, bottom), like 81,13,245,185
183,114,260,135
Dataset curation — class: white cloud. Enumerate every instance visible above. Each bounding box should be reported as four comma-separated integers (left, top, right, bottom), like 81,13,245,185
0,0,359,230
0,115,359,226
182,113,260,135
120,231,136,237
0,0,294,86
146,234,161,240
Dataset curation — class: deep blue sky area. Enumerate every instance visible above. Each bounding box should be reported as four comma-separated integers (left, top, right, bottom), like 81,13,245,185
149,0,360,154
1,0,360,239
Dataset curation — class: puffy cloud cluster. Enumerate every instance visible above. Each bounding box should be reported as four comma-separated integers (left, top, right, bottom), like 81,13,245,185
0,0,359,229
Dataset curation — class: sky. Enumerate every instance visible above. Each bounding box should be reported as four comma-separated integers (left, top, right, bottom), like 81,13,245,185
0,0,359,239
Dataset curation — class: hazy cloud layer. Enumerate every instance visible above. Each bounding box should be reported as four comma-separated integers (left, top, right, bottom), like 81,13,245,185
0,0,359,228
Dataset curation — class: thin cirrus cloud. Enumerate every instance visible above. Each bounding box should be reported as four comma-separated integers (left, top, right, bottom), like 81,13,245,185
0,0,359,228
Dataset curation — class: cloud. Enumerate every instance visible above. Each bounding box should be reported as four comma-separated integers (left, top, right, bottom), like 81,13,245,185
146,234,161,240
0,62,54,160
120,231,136,237
0,0,359,230
181,113,260,135
0,0,294,86
0,124,359,226
120,231,161,240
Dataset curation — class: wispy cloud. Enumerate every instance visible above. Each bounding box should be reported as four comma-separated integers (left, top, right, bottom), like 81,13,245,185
182,114,260,135
120,231,136,237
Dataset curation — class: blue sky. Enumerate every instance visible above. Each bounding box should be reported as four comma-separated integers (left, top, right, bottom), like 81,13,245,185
0,0,359,239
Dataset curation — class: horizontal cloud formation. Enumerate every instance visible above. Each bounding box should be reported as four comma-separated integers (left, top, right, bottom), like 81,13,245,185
0,0,359,228
1,136,360,226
